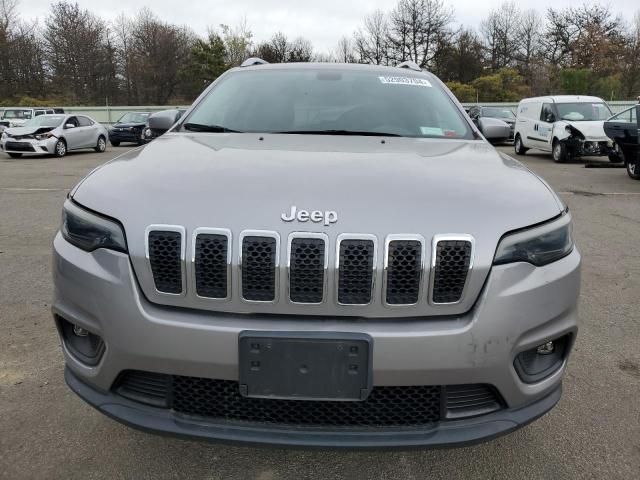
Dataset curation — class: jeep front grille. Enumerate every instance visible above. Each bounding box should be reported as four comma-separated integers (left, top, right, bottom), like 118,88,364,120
144,228,474,309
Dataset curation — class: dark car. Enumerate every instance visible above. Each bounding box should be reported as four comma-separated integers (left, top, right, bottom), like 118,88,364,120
604,105,639,180
108,112,151,146
468,106,516,143
142,108,186,143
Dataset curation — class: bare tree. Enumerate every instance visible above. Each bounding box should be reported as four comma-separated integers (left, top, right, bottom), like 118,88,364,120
44,1,115,104
480,1,521,70
220,18,252,66
334,36,357,63
354,10,389,65
387,0,453,68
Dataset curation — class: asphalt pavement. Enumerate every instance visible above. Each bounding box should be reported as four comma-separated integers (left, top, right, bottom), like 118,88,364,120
0,144,638,479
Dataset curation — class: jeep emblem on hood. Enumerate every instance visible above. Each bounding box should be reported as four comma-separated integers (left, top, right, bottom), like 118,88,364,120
281,206,338,226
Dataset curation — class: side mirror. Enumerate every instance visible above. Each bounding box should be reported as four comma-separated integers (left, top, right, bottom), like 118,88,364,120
65,123,76,129
148,113,176,132
546,114,556,123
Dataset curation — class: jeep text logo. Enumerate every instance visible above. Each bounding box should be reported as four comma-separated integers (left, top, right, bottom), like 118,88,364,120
281,206,338,226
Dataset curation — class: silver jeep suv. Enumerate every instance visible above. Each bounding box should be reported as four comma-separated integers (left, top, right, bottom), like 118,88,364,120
52,60,580,448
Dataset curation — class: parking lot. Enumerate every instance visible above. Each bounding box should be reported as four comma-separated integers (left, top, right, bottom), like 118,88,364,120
0,145,638,479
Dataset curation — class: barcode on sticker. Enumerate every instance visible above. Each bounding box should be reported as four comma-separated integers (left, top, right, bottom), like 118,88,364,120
379,76,431,87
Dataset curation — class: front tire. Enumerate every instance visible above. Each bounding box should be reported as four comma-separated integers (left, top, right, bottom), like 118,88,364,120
8,152,22,158
95,136,106,153
552,139,567,163
110,140,120,147
627,159,640,180
54,139,67,157
514,135,528,155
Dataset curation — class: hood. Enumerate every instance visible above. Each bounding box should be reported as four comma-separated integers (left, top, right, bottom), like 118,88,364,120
111,122,145,129
561,120,608,141
72,133,564,317
74,134,562,232
4,126,54,136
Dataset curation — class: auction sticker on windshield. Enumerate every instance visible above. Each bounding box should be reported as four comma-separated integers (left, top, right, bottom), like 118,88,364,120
379,76,432,87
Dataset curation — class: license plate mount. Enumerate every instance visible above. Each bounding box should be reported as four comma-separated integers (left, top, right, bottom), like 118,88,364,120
238,331,372,401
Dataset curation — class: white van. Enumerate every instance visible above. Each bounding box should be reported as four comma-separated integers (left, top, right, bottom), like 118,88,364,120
513,95,619,162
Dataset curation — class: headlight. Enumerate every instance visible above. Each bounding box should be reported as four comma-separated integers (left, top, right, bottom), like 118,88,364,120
34,132,53,140
61,200,127,253
1,132,6,140
493,212,573,266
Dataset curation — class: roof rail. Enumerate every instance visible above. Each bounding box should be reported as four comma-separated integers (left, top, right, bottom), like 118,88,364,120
240,57,269,67
397,61,422,72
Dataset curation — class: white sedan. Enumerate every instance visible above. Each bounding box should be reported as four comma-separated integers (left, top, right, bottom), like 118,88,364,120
0,114,108,158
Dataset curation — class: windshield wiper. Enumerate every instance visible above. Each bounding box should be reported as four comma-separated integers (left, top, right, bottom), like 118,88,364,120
182,123,241,133
275,129,402,137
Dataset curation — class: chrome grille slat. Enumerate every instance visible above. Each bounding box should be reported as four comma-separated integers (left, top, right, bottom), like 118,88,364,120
336,235,377,306
145,225,185,296
430,235,474,305
287,233,328,304
239,231,280,303
193,228,231,300
383,235,425,306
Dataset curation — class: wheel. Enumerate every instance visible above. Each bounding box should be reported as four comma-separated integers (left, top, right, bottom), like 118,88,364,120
54,139,67,157
627,160,640,180
94,136,106,153
110,140,120,147
514,135,528,155
8,152,22,158
552,139,567,163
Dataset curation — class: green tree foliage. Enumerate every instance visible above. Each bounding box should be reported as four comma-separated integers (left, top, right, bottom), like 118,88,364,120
446,82,476,102
180,32,227,97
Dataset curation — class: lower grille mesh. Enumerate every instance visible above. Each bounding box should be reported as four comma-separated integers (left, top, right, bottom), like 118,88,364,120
115,371,503,428
173,376,441,427
432,240,472,303
241,236,277,302
147,230,182,294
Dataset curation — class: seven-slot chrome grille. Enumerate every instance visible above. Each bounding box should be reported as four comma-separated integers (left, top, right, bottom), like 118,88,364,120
145,228,474,307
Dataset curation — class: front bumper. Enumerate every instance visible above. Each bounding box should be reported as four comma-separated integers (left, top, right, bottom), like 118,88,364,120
52,232,580,447
1,136,57,155
108,129,141,143
66,366,562,448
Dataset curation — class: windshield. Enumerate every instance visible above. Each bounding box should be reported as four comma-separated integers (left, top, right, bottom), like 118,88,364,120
23,115,66,128
2,109,32,120
482,107,515,119
117,112,150,124
184,68,473,139
556,102,611,122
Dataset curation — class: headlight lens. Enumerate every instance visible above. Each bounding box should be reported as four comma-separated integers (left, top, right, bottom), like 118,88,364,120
493,212,573,266
34,132,53,140
61,200,127,253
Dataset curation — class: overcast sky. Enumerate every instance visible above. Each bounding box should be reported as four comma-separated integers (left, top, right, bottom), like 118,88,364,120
15,0,639,51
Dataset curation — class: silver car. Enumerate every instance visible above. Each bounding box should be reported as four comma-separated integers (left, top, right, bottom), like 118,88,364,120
53,61,580,448
1,114,107,158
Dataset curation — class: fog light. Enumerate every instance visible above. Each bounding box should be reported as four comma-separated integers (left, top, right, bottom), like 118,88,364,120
514,334,569,383
536,341,555,355
55,315,105,366
73,325,89,337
